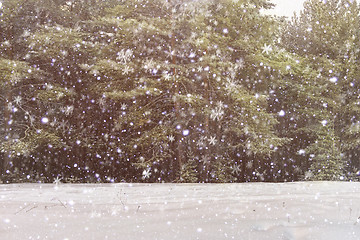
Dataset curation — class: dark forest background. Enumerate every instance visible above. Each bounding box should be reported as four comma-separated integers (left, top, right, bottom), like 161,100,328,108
1,0,359,183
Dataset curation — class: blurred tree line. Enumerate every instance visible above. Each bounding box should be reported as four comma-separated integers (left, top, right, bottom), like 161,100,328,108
0,0,359,183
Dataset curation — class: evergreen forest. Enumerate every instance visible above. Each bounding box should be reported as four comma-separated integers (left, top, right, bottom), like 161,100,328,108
1,0,360,183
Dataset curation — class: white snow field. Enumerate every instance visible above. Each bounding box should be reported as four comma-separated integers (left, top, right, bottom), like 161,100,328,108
1,182,360,240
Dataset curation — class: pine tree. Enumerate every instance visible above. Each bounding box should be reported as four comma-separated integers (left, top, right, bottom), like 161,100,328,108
0,0,71,179
278,0,360,180
2,0,332,183
0,59,53,178
179,150,198,183
84,0,286,182
0,0,109,182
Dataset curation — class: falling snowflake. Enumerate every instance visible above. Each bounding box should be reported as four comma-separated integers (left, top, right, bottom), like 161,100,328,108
116,49,133,63
196,138,205,148
143,58,155,72
53,176,62,185
188,52,196,58
168,135,175,142
41,117,49,124
208,136,217,145
262,43,272,55
304,170,313,180
234,58,245,70
216,101,224,108
329,77,338,83
163,73,172,81
122,65,134,75
246,161,253,169
298,149,306,155
294,166,302,174
182,129,190,136
210,106,224,121
62,105,74,116
225,79,238,92
98,97,106,105
120,103,127,110
200,155,210,165
195,38,204,46
142,168,151,180
13,96,22,105
278,110,286,116
6,102,13,111
231,163,241,175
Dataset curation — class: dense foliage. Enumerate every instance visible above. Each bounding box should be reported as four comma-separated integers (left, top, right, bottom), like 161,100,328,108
0,0,359,183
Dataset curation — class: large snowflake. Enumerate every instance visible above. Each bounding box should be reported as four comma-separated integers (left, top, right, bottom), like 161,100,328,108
116,49,133,64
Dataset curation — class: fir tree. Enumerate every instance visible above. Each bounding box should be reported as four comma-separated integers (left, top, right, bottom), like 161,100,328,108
278,0,360,180
0,0,72,178
0,0,110,182
86,0,286,182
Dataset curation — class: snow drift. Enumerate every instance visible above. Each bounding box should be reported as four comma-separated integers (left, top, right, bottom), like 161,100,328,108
1,182,360,239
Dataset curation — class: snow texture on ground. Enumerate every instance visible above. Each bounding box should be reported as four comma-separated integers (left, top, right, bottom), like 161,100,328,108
0,182,360,240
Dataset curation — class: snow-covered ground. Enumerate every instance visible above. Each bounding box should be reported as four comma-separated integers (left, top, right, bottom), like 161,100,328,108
1,182,360,240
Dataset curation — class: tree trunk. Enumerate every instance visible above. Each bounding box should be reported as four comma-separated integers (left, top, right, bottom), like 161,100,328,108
2,89,12,176
171,33,183,181
203,76,210,182
2,24,14,177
